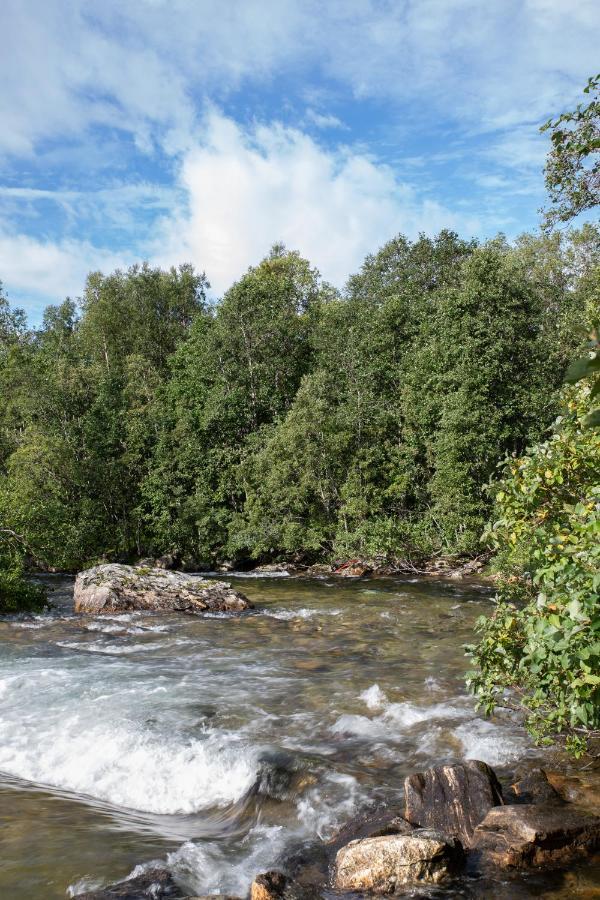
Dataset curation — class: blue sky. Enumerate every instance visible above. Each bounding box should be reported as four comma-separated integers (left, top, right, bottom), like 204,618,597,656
1,0,599,323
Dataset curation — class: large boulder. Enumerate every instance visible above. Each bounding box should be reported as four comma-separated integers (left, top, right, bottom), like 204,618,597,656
404,760,503,847
74,564,253,615
471,803,600,868
334,830,464,892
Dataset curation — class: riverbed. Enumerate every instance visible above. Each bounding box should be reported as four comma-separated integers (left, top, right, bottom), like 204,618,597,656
0,574,596,898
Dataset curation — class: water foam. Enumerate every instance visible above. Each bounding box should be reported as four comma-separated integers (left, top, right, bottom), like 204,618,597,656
0,712,258,814
266,607,341,621
331,685,527,769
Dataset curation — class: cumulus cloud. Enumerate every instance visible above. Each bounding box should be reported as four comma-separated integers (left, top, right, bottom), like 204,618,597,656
0,231,131,314
153,112,482,293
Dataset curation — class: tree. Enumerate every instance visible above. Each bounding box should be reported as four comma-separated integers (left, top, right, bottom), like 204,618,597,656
542,74,600,229
143,248,330,564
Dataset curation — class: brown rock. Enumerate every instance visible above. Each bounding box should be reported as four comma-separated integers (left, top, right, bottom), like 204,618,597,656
328,810,414,854
471,803,600,868
250,871,288,900
509,768,563,805
545,771,600,813
334,830,464,892
74,564,253,615
404,760,503,847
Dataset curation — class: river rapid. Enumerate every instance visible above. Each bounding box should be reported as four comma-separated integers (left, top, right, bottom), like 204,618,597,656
0,574,596,898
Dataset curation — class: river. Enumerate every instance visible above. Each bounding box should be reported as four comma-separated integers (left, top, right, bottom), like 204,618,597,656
0,574,597,898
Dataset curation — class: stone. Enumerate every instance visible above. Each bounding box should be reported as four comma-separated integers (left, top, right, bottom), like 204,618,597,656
404,760,503,847
509,768,563,805
250,871,289,900
328,809,414,854
73,867,184,898
471,803,600,868
334,830,464,892
545,771,600,813
74,564,253,615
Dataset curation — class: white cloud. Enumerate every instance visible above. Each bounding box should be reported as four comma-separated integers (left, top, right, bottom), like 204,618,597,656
0,231,131,309
304,109,347,130
153,111,482,293
1,0,598,159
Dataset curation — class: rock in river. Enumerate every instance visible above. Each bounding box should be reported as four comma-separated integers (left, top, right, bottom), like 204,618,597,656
74,564,253,615
73,867,185,898
334,830,464,892
471,803,600,868
404,760,503,847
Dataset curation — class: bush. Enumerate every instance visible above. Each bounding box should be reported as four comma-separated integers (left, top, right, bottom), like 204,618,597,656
0,555,47,614
467,386,600,754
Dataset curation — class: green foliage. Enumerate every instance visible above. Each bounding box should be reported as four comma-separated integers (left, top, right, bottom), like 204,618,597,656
565,324,600,426
0,529,47,615
542,73,600,228
468,386,600,751
0,265,207,570
143,247,330,564
0,229,596,571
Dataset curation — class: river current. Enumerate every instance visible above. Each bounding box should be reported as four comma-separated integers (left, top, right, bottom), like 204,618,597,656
0,574,597,898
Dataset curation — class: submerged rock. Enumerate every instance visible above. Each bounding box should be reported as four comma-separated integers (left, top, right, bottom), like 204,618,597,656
74,564,253,615
509,768,563,805
73,867,185,898
471,803,600,868
545,770,600,813
334,830,464,892
404,760,503,847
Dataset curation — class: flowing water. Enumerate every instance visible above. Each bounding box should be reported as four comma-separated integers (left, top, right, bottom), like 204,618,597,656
0,574,597,898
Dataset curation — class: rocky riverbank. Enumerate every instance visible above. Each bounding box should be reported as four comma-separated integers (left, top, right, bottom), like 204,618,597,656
74,759,600,899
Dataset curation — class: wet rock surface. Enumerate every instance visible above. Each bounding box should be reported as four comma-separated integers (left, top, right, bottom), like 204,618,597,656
509,768,564,805
334,829,465,892
328,808,415,854
73,867,185,898
472,803,600,868
545,771,600,813
404,760,503,847
250,871,289,900
73,564,253,614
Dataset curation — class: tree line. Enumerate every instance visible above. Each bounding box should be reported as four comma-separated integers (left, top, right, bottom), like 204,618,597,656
0,227,597,581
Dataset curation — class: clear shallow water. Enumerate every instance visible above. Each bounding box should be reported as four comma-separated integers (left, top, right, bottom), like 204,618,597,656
0,575,595,898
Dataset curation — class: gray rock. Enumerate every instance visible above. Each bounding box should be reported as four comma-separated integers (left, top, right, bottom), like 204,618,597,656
334,830,464,892
404,760,503,847
471,803,600,868
74,564,253,615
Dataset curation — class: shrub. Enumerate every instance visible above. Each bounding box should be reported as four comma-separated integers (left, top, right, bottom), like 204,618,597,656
467,386,600,754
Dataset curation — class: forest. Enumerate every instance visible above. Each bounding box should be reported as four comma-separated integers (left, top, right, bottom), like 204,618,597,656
0,227,595,576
